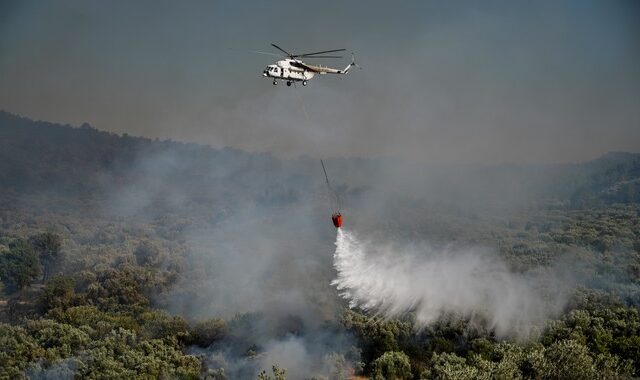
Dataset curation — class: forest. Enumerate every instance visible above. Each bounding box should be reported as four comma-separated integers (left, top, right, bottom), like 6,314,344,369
1,110,640,379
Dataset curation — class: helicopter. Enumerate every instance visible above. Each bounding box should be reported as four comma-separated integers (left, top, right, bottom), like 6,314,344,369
261,43,359,86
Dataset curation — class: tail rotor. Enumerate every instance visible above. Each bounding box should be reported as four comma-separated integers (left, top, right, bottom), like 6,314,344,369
350,53,362,70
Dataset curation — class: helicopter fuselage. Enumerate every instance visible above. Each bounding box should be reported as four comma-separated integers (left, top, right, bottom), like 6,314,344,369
263,59,315,85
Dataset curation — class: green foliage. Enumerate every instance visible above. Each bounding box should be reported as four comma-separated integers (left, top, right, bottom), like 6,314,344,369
1,312,200,379
0,238,40,292
426,343,560,380
370,351,411,380
137,310,190,340
0,267,199,378
29,232,63,282
341,310,411,368
541,306,640,375
190,318,228,347
134,240,162,267
424,352,480,380
23,319,91,360
47,305,140,340
542,339,597,379
257,365,286,380
85,266,151,311
0,323,43,379
78,328,200,379
39,275,75,312
419,317,637,380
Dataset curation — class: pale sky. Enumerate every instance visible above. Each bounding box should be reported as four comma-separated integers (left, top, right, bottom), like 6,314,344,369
1,0,639,164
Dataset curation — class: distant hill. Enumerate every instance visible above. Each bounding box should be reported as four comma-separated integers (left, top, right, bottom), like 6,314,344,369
569,152,640,206
1,110,639,212
0,110,262,194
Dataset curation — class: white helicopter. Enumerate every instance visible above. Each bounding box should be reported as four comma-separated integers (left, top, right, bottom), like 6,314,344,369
261,43,359,86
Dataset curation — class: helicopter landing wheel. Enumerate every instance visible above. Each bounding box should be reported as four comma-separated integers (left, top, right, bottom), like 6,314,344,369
273,80,278,85
286,81,292,87
302,81,307,86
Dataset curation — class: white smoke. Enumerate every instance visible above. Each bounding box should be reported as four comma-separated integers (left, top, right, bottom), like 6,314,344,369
332,229,569,339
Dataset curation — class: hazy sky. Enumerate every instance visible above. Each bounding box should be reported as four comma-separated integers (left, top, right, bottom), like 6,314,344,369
1,0,639,164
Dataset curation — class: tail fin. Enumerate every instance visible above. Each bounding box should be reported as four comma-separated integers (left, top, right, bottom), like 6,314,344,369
340,53,361,74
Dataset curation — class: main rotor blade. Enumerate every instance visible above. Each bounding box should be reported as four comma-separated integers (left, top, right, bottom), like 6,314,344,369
271,43,293,57
249,50,283,57
300,55,343,59
227,48,284,57
298,48,346,57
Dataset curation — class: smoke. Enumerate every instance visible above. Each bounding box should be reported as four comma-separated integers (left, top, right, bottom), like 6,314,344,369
257,336,353,380
26,358,78,380
332,229,570,339
160,200,338,322
198,334,355,380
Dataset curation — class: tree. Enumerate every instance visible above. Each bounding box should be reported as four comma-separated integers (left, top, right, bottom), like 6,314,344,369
190,318,228,347
39,275,75,312
85,267,150,311
134,240,161,267
323,353,350,380
424,352,479,380
29,232,63,282
78,328,200,379
0,323,44,378
137,310,190,340
24,319,91,359
543,340,597,380
371,351,411,380
0,238,41,292
341,310,411,367
257,365,286,380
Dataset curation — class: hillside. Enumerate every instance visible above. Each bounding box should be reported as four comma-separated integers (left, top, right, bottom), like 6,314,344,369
2,110,639,210
1,111,640,379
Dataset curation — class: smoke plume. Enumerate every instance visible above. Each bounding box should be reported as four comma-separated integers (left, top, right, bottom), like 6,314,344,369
332,229,569,339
